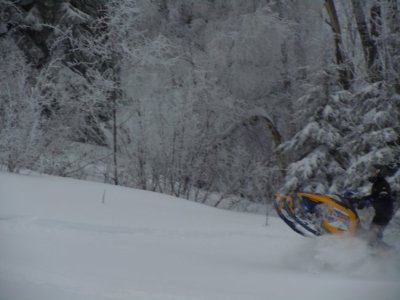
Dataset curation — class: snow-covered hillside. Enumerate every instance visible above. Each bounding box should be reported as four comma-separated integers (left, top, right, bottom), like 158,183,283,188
0,172,399,300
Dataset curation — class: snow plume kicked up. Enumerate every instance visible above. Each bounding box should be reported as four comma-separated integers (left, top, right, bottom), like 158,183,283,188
297,235,400,280
314,236,371,271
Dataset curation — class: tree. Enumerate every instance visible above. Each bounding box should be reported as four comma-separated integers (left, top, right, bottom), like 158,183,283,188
0,0,105,67
342,83,400,190
1,0,399,208
324,0,354,89
279,87,353,194
0,37,46,172
351,0,382,82
385,0,400,93
71,0,177,186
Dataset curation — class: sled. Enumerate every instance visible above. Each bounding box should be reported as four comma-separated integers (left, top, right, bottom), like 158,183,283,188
273,192,358,237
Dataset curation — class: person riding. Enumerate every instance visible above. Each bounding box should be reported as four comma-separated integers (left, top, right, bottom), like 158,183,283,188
354,164,394,245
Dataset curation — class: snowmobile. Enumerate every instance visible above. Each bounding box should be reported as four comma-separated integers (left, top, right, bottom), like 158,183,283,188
273,192,398,257
273,192,359,237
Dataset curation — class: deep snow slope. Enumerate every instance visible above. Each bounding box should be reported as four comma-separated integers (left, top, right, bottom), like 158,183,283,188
0,172,399,300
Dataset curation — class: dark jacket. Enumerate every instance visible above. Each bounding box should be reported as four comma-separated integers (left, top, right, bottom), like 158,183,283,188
369,175,393,226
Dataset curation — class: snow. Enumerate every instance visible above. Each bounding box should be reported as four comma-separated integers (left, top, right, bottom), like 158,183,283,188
0,172,399,300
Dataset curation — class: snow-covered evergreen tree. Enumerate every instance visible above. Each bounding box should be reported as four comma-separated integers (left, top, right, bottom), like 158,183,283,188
278,0,400,199
342,83,400,192
279,85,353,194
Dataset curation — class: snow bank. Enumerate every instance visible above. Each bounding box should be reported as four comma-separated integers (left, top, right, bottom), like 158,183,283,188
0,172,399,300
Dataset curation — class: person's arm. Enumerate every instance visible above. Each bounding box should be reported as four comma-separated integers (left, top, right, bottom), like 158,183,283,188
350,195,373,209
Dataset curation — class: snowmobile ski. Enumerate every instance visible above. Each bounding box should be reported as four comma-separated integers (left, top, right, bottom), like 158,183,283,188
272,195,306,236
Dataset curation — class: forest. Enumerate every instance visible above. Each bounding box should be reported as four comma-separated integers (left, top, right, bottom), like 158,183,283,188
1,0,399,208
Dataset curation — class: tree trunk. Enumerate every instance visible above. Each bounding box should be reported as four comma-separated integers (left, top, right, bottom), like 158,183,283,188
111,46,120,186
213,114,285,175
217,115,282,148
276,0,292,91
387,0,400,93
324,0,353,90
112,91,119,186
158,0,169,20
369,0,383,80
351,0,381,82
